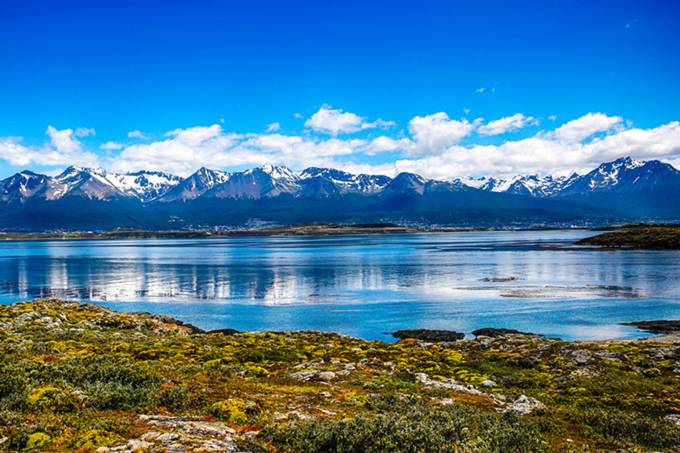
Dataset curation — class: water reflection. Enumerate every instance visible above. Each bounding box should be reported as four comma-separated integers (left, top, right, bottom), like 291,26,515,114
0,231,679,341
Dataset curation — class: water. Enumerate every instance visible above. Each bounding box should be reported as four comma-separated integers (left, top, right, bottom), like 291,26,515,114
1,230,679,341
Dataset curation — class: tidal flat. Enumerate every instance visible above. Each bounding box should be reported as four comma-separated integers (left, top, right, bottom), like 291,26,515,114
1,300,679,452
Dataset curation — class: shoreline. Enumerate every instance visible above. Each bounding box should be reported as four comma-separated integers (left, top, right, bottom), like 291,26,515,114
5,297,675,344
1,299,678,451
0,224,601,241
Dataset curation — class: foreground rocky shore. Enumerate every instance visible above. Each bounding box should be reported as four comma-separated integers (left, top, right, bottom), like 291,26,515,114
0,300,678,452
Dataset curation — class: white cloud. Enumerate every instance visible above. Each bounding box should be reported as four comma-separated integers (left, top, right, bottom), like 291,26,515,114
548,115,557,121
554,112,622,142
111,125,243,175
0,127,98,168
100,141,123,151
357,120,680,180
407,112,475,155
477,113,538,135
74,127,96,137
127,130,148,140
3,112,680,183
108,112,680,179
304,105,394,135
266,122,281,132
363,136,410,156
46,125,81,153
475,87,485,93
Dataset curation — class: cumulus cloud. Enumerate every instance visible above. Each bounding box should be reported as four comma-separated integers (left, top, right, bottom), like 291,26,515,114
304,105,394,135
111,125,245,175
105,115,680,179
127,130,148,140
407,112,475,155
46,125,82,153
477,113,538,135
554,112,622,142
3,112,680,182
373,119,680,180
0,127,99,168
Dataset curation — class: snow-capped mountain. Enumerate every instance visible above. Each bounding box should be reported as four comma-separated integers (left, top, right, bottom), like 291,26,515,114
1,156,680,230
0,170,53,203
555,157,680,196
459,174,577,197
52,167,185,201
0,166,185,203
108,171,182,202
206,165,301,199
50,166,126,200
455,158,676,199
381,172,428,195
300,167,391,195
1,157,679,218
159,167,231,202
192,165,298,199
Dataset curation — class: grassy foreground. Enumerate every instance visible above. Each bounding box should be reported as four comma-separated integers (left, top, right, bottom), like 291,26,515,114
0,300,679,452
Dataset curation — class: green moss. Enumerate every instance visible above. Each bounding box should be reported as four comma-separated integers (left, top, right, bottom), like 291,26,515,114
75,429,123,450
208,399,248,423
25,432,51,450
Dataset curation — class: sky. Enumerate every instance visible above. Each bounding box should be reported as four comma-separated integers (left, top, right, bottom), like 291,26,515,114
1,0,679,179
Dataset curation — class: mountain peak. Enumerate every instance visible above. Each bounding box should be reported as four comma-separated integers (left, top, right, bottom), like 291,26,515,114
258,164,297,180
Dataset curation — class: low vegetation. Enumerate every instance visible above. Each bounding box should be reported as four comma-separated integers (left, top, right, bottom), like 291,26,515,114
0,300,678,452
578,224,680,249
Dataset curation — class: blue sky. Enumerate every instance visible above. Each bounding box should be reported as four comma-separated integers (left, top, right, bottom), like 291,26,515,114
1,0,679,179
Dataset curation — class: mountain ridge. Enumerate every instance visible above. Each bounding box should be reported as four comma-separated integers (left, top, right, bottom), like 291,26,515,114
1,157,679,229
3,156,676,203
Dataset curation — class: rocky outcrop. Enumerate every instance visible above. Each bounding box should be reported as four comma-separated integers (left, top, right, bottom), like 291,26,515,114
393,329,464,342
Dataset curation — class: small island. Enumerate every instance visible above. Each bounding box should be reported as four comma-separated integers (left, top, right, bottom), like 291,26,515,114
0,300,678,452
577,224,680,249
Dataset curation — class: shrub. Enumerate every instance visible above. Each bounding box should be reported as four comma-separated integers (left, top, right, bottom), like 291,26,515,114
26,386,75,412
0,364,28,410
209,399,248,423
572,407,680,450
266,399,546,453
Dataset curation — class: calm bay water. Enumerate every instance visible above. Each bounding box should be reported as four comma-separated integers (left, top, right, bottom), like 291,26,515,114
1,230,679,341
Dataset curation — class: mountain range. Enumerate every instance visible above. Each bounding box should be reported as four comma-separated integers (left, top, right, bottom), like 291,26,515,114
1,157,679,230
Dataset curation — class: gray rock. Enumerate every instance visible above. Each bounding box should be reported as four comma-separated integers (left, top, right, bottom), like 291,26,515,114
569,350,592,365
127,439,153,451
316,371,338,381
415,372,486,396
289,370,338,382
502,394,546,415
665,414,680,426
